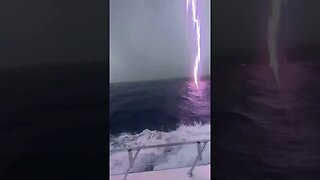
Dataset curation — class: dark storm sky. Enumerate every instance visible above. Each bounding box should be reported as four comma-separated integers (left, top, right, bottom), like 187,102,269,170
110,0,210,83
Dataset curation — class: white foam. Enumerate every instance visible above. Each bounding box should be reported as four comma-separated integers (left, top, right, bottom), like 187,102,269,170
110,123,210,175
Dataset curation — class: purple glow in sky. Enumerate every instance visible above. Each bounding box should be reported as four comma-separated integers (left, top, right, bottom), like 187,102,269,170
186,0,201,87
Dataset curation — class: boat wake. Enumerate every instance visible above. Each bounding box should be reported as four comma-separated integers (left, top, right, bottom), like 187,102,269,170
110,123,210,175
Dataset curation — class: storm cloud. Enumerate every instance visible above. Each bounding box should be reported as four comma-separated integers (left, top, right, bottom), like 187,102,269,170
110,0,210,83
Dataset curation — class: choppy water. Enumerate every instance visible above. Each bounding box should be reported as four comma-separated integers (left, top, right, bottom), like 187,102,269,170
109,77,211,175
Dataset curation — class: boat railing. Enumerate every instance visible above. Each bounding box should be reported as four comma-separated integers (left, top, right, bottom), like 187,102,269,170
110,139,210,180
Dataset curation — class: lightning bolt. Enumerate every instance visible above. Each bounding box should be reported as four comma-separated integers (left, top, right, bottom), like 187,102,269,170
268,0,286,86
187,0,201,87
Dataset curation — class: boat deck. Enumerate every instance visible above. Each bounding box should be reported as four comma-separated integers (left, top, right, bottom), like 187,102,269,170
110,164,210,180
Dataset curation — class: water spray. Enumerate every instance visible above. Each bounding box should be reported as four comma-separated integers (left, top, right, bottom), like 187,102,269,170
186,0,201,87
267,0,286,86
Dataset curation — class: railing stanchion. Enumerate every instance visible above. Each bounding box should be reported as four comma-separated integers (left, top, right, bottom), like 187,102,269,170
187,142,207,177
110,139,210,178
128,150,133,168
123,149,140,180
197,142,202,161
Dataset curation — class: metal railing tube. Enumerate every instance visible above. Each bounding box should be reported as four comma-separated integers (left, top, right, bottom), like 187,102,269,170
109,139,210,179
187,142,208,177
123,149,140,180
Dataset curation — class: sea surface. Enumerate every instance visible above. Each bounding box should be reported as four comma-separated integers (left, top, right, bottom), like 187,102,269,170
109,77,211,175
213,59,320,179
109,58,320,178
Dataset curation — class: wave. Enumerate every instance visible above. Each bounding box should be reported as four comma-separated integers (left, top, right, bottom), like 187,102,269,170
110,123,210,175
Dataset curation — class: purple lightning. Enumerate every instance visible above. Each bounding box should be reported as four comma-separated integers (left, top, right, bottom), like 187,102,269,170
187,0,201,87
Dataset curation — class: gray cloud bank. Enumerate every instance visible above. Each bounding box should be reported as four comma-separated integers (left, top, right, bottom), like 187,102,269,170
110,0,210,83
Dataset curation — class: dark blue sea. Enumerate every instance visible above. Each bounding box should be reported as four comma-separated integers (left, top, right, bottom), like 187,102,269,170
109,77,211,174
110,77,211,135
109,58,320,178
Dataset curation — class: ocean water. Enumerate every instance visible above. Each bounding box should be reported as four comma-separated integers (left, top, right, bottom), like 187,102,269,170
109,77,211,175
109,58,320,178
213,60,320,178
